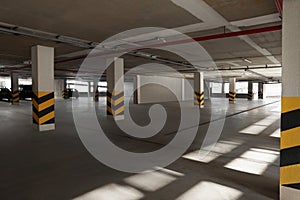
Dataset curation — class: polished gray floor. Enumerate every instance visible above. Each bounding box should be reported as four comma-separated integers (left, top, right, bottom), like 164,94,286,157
0,98,280,200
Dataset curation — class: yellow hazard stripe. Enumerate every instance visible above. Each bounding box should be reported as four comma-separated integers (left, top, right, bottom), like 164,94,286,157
281,127,300,150
114,96,124,106
282,97,300,113
281,164,300,185
115,105,125,115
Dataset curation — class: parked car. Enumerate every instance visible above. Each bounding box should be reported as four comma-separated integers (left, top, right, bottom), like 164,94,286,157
66,88,79,99
19,85,33,100
0,88,12,101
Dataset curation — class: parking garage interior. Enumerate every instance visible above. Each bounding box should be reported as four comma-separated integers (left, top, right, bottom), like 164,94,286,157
0,0,299,200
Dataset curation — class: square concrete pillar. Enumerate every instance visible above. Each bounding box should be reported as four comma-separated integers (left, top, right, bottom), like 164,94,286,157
280,0,300,199
229,78,236,103
248,81,254,100
194,72,204,108
31,45,55,132
258,82,264,99
106,58,124,120
10,72,19,104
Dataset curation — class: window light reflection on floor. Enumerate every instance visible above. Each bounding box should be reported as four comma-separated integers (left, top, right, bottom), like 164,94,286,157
182,141,240,163
239,116,278,135
225,148,279,175
176,181,243,200
270,128,280,138
124,171,177,192
73,183,144,200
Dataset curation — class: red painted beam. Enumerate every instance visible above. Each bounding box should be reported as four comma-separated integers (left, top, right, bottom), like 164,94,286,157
274,0,283,17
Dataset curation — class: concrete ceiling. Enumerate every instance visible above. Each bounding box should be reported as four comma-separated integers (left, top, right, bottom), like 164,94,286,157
0,0,282,82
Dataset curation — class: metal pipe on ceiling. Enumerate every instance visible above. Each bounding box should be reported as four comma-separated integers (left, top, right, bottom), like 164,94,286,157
0,24,282,73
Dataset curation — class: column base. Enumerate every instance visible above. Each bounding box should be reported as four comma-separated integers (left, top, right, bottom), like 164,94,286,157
107,115,124,121
34,124,55,132
229,101,236,104
281,186,300,200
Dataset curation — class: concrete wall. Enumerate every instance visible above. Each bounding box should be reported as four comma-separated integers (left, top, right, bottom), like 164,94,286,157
137,75,194,104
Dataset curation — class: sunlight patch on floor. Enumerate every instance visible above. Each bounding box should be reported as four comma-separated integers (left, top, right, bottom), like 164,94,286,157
270,128,280,138
239,116,278,135
124,171,177,192
225,148,279,175
73,183,144,200
175,181,243,200
182,141,240,163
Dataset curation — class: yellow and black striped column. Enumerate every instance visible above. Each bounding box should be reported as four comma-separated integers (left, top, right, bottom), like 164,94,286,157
31,45,55,131
107,57,124,120
11,90,20,104
229,91,236,102
94,89,99,102
194,72,205,108
280,97,300,193
281,1,300,198
10,72,19,104
107,90,124,118
194,91,204,108
247,92,254,100
32,92,55,129
229,78,236,103
62,89,69,99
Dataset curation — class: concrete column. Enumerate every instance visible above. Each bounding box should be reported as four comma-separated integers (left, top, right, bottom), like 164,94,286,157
194,72,204,108
134,75,140,104
93,79,99,102
258,82,264,99
87,81,91,98
181,78,185,101
248,81,254,100
62,79,68,99
221,82,225,94
229,78,236,103
106,58,124,120
10,72,19,104
280,1,300,199
31,45,55,132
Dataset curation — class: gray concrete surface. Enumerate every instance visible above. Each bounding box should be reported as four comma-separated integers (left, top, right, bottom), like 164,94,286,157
0,98,280,199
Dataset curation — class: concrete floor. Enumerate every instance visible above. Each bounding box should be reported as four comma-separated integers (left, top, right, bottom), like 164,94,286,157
0,98,280,200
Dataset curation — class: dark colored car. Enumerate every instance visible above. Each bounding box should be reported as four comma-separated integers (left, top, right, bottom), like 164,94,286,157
19,85,33,100
0,88,12,101
67,88,79,99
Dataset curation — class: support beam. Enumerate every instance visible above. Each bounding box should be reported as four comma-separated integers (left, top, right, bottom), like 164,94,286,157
258,82,264,99
229,78,236,103
248,81,254,100
281,0,300,199
194,72,204,108
31,45,55,132
10,72,19,104
106,58,124,120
